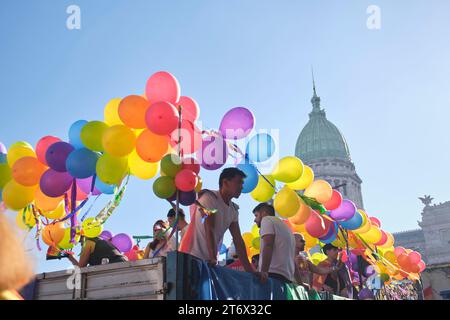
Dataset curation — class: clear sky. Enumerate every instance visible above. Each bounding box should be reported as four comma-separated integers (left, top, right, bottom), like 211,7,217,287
1,0,449,273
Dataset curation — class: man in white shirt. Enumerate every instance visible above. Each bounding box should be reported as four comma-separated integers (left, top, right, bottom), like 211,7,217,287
253,203,299,284
167,208,189,243
179,168,255,273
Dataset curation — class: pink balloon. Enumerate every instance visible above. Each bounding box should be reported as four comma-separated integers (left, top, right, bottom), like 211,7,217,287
374,230,388,246
305,211,328,238
175,169,198,192
145,101,179,135
181,157,201,174
36,136,61,165
77,177,101,195
418,261,426,272
219,107,255,140
394,246,406,257
409,251,422,264
176,96,199,122
323,190,343,211
169,119,202,155
145,71,180,104
369,217,381,228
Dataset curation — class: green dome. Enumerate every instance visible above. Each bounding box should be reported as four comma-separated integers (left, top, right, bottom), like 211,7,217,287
295,89,351,163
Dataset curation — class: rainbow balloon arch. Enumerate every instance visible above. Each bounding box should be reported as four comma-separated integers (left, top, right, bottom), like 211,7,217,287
0,71,424,285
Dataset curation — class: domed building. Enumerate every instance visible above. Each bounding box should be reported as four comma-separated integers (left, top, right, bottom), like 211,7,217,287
295,80,364,209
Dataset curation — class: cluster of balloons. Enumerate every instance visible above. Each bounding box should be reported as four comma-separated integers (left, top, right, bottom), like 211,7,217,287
241,224,261,260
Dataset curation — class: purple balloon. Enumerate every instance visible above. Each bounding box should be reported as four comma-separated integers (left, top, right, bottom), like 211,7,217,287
197,135,228,170
99,230,114,241
77,177,101,195
167,192,177,202
0,142,6,154
329,199,357,221
40,169,73,197
46,142,74,172
111,233,133,253
219,107,255,140
179,190,197,206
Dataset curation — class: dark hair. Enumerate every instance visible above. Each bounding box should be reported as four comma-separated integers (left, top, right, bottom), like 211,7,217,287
322,243,338,254
150,220,168,251
167,208,185,219
252,203,275,216
219,167,247,188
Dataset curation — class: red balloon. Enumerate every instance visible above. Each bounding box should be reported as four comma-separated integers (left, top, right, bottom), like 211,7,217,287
397,253,410,268
323,190,343,211
175,169,198,192
418,261,426,272
176,96,200,122
305,211,328,238
145,71,180,104
374,230,388,246
36,136,61,165
67,182,88,201
394,246,406,257
181,157,201,174
408,251,422,264
369,217,381,228
145,101,179,135
169,119,202,155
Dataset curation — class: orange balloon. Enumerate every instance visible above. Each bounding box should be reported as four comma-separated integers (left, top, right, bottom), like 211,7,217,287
42,222,65,246
304,180,333,204
34,188,63,212
12,157,47,186
136,130,170,163
288,198,312,225
118,95,150,129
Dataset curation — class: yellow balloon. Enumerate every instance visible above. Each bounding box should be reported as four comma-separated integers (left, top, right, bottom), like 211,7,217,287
359,225,383,244
7,143,36,167
304,179,333,204
81,121,109,152
286,165,314,190
249,247,260,258
104,98,124,126
288,197,311,225
292,224,319,250
271,156,304,183
15,209,36,230
96,153,129,185
379,231,395,248
250,175,275,202
353,218,372,234
0,163,12,189
383,250,397,264
82,217,103,238
41,201,65,220
252,237,261,250
274,186,300,218
2,180,36,211
251,224,260,238
102,125,136,157
128,150,159,180
311,253,327,265
242,232,254,248
58,228,81,250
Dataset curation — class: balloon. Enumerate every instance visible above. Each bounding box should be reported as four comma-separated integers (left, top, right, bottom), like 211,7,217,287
394,247,406,257
181,157,200,174
219,107,255,140
35,188,63,212
319,222,338,244
67,182,88,201
304,180,333,204
245,133,276,163
16,210,36,230
305,210,328,238
77,176,101,195
379,231,394,248
42,223,66,246
66,148,99,179
80,121,109,152
118,95,150,129
40,169,73,197
0,163,12,189
271,156,304,183
339,209,363,230
369,217,381,228
251,224,260,238
169,119,202,155
153,176,176,199
145,71,181,104
176,96,199,122
323,190,343,211
111,233,133,253
96,153,129,185
145,101,179,135
175,169,198,192
41,201,65,220
409,251,422,264
58,228,81,250
274,186,300,218
102,125,136,157
99,230,114,241
242,232,254,248
82,218,103,238
418,261,426,273
329,199,356,221
2,180,36,210
252,237,261,250
311,253,327,265
104,98,124,126
353,216,371,234
179,190,197,206
195,177,203,193
0,142,6,154
374,230,388,247
197,135,228,170
36,136,61,165
286,165,314,190
236,163,258,193
359,225,383,244
45,142,74,172
136,129,170,163
68,120,88,149
384,251,397,264
7,143,36,167
250,175,275,202
95,179,116,195
160,154,182,177
128,150,159,180
288,197,312,225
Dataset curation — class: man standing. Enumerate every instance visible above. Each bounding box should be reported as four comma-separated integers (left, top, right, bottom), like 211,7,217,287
179,167,254,273
253,203,297,284
167,208,189,241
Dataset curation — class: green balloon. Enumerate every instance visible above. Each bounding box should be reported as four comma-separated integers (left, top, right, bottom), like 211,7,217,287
0,163,12,189
153,176,176,199
81,121,109,152
252,237,261,250
380,273,390,283
160,154,182,177
96,153,128,185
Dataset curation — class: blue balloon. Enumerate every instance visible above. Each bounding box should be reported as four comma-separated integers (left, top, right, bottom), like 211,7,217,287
66,148,99,179
339,210,363,230
245,133,275,163
319,222,338,243
0,153,6,164
69,120,88,149
236,163,259,193
95,179,116,194
219,243,228,255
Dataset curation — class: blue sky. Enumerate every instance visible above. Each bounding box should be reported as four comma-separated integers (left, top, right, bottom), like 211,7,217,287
1,0,449,273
